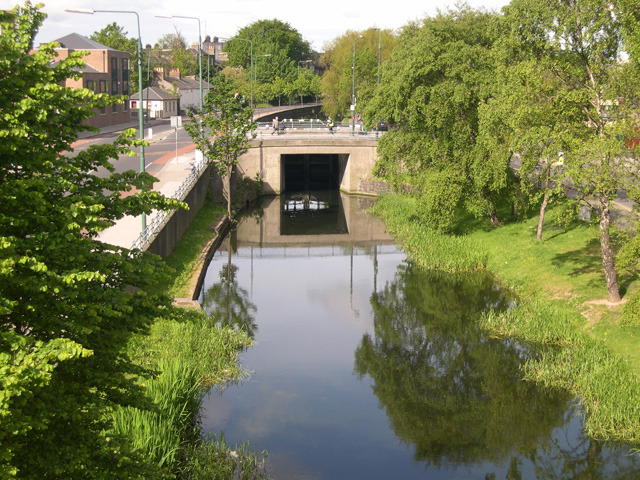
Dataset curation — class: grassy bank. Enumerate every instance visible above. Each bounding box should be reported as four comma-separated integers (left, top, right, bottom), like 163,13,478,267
150,202,227,298
118,202,269,478
372,193,640,445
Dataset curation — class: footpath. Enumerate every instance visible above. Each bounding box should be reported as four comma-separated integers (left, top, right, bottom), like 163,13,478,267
72,118,199,250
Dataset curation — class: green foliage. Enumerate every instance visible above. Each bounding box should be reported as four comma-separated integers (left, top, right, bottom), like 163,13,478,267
117,309,254,477
183,433,270,480
368,6,515,229
501,0,640,300
371,195,487,272
621,292,640,326
225,19,317,107
0,4,182,476
226,19,312,70
481,298,640,444
155,30,198,77
185,74,256,218
321,28,395,120
91,23,143,93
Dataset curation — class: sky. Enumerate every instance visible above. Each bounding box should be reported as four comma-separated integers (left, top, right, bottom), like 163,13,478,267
26,0,512,52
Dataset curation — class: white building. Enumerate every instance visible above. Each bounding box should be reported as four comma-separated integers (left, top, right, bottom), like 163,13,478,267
129,87,178,119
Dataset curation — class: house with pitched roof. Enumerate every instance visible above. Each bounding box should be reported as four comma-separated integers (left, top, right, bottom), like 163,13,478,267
154,67,212,114
129,87,178,119
48,33,132,128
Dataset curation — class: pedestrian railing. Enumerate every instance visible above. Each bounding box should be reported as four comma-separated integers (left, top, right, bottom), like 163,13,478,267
130,157,209,251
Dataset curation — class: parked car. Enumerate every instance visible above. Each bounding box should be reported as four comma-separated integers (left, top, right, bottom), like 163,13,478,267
376,119,388,131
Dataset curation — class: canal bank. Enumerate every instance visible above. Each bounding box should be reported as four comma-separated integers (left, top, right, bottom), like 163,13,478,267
371,193,640,448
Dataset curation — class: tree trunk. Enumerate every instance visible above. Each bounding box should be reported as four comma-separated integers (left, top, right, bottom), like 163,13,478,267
599,203,621,302
488,208,500,226
224,171,232,220
537,167,552,241
536,190,550,241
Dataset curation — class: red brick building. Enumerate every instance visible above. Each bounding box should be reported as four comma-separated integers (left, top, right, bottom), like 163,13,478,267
49,33,132,129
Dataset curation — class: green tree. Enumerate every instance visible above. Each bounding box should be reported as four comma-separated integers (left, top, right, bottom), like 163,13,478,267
226,19,312,69
155,30,198,77
91,22,144,94
321,28,395,121
185,74,257,219
501,0,640,301
368,7,514,232
226,19,315,107
1,3,182,477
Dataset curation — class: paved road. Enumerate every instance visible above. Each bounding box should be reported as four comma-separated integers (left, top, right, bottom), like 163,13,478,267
70,118,197,177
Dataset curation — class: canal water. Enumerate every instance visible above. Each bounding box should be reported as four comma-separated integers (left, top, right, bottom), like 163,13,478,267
198,192,640,479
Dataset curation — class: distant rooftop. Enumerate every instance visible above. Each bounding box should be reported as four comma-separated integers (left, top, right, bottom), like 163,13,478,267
49,33,116,51
130,87,177,101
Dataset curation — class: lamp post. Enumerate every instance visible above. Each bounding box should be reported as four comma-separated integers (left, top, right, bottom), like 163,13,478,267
377,29,381,85
229,37,253,108
155,15,203,117
352,35,364,133
65,8,147,232
256,53,271,104
145,48,172,124
297,60,312,105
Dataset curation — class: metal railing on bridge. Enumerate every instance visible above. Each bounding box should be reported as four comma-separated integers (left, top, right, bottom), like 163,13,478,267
255,118,385,141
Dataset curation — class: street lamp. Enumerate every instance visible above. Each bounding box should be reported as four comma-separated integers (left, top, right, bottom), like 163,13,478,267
65,8,147,232
155,15,203,117
297,60,312,105
373,28,381,84
352,35,364,133
229,37,253,108
145,48,171,124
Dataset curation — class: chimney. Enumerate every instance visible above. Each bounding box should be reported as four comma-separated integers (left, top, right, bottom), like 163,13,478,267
169,68,180,78
154,66,164,81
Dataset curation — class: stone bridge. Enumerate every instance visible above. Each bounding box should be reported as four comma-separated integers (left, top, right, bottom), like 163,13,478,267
237,134,388,196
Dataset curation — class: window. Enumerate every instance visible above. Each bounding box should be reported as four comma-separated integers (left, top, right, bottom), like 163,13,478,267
99,80,107,114
122,58,129,96
111,57,119,95
86,80,96,92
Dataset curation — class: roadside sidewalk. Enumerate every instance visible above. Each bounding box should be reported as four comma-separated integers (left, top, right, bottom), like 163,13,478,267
80,119,199,250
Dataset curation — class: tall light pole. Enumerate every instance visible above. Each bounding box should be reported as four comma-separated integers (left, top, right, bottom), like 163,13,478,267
65,8,147,232
377,29,382,85
297,60,312,105
352,35,364,133
155,15,203,117
229,37,253,108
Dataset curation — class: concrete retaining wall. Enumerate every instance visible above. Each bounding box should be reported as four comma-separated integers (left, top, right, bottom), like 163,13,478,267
147,164,212,258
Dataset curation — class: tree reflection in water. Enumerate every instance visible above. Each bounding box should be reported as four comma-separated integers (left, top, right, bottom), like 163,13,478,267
201,248,258,338
354,264,640,478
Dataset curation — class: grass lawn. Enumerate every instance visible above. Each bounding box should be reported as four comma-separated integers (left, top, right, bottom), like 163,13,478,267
464,202,640,376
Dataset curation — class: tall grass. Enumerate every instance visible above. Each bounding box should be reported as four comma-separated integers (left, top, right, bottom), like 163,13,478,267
481,298,640,444
182,433,270,480
112,308,263,477
111,360,202,470
371,194,487,272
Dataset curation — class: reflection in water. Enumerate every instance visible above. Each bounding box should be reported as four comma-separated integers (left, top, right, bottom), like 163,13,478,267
200,248,258,338
199,194,640,480
355,265,640,478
